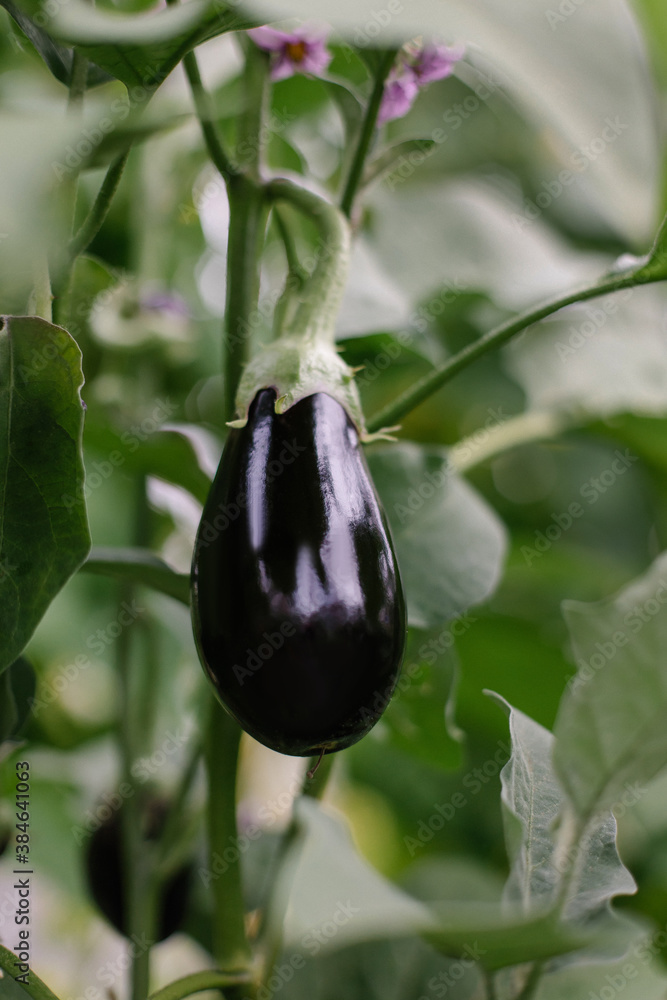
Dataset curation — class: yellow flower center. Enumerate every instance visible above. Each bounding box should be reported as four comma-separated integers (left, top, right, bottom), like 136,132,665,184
285,40,308,63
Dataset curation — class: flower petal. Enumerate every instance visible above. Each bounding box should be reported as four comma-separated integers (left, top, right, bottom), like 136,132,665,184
247,26,293,51
377,69,420,125
413,42,465,83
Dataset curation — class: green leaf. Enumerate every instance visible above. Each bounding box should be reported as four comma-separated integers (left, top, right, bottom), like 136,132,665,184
0,656,36,741
1,0,112,87
505,284,667,420
382,628,463,771
0,316,90,677
85,112,191,169
491,694,635,922
531,938,667,999
277,798,436,954
45,0,258,91
368,443,507,628
635,210,667,280
554,550,667,820
363,138,437,191
81,546,190,604
425,908,589,971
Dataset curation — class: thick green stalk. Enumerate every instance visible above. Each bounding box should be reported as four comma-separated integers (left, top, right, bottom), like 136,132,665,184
236,36,269,179
266,179,350,342
118,478,159,1000
205,699,253,975
366,267,664,433
0,945,61,1000
340,49,397,219
224,174,269,420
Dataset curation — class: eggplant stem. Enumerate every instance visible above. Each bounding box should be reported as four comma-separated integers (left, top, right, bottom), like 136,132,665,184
307,748,325,779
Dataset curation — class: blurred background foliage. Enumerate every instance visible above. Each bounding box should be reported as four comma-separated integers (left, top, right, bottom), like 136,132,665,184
2,0,667,992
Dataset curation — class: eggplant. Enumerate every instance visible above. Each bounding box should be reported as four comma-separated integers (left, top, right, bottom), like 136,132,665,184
85,796,193,941
191,388,406,757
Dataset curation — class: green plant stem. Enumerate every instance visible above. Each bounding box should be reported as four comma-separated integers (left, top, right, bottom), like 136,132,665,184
273,206,306,284
0,945,61,1000
266,179,350,341
67,150,130,261
340,49,397,219
224,174,269,419
236,36,269,179
148,970,252,1000
157,735,203,878
67,51,88,109
514,961,544,1000
205,698,253,976
181,50,237,180
118,477,159,1000
31,252,53,322
366,267,665,433
303,751,335,798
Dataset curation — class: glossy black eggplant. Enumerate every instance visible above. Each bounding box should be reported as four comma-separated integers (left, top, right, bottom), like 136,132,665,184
191,388,406,756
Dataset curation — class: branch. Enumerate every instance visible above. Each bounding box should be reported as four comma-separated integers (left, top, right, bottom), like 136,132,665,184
366,266,664,433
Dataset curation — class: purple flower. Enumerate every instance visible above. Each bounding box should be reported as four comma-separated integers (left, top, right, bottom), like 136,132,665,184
140,291,190,318
412,42,465,84
377,69,420,125
248,26,332,81
378,40,464,125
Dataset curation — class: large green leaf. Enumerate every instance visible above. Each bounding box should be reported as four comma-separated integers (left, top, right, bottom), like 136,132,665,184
368,443,507,628
1,0,112,87
44,0,257,90
278,799,588,973
493,696,635,922
554,550,667,820
0,316,90,677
